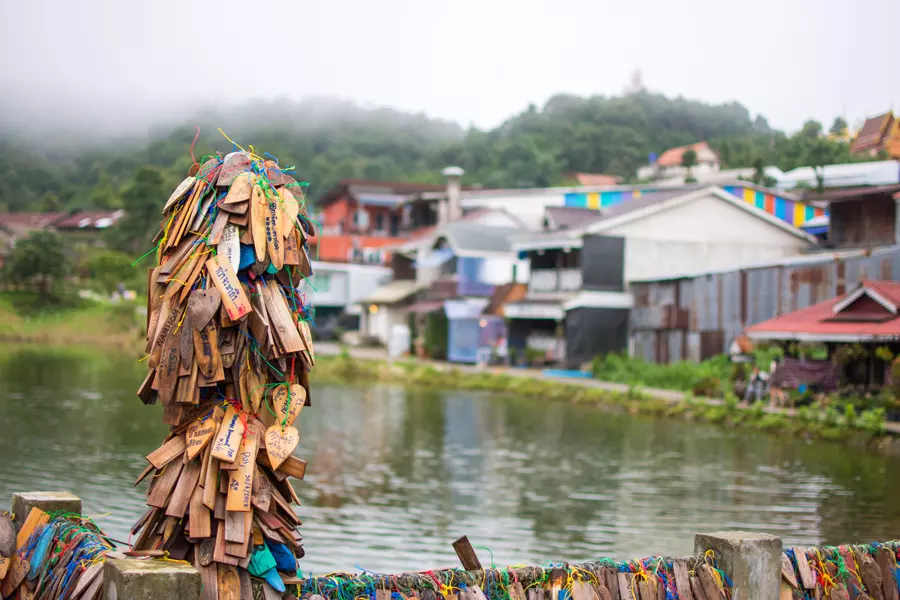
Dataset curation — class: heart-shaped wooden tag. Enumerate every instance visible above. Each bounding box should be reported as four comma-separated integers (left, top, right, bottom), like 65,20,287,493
185,416,217,460
188,289,222,331
265,425,299,471
273,384,305,427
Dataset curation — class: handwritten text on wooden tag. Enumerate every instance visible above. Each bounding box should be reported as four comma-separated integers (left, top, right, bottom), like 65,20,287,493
211,406,245,463
273,384,305,427
186,417,217,461
206,256,252,321
226,428,258,512
264,425,299,471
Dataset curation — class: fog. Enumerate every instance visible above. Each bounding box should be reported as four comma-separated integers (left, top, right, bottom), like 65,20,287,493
1,0,899,140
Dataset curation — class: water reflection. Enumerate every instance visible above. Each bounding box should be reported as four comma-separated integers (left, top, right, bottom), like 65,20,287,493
1,346,900,575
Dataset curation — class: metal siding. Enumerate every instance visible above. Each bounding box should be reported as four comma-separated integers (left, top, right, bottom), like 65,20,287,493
628,246,900,363
667,330,684,362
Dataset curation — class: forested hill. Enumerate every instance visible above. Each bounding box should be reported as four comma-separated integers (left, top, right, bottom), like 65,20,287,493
0,92,864,214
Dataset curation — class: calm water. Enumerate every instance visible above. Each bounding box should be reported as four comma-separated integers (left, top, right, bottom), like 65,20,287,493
2,346,900,575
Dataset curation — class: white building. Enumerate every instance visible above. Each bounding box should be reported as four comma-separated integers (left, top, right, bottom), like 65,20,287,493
636,141,721,181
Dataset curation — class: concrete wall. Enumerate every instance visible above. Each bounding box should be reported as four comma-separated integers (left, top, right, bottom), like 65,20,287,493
605,192,809,282
306,261,392,311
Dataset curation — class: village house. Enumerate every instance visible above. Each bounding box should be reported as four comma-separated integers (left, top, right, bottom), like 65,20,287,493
629,183,900,363
357,169,532,359
851,112,900,158
0,209,123,267
508,185,818,366
746,280,900,391
635,141,721,181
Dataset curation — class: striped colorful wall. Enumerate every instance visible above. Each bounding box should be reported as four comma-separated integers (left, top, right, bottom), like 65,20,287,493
563,185,827,228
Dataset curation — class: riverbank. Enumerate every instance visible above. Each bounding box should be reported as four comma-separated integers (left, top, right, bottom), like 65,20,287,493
313,346,894,447
0,292,141,350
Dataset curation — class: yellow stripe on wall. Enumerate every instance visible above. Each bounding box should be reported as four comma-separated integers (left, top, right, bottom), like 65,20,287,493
793,203,805,226
587,192,600,209
743,188,755,204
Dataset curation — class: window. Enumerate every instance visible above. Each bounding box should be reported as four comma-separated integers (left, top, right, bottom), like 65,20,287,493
315,273,331,293
364,249,382,264
375,213,384,231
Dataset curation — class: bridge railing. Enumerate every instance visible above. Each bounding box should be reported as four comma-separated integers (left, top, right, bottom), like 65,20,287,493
4,491,898,600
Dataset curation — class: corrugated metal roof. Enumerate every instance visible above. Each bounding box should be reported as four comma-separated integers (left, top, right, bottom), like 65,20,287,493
746,281,900,341
361,280,424,305
545,206,604,230
441,221,519,255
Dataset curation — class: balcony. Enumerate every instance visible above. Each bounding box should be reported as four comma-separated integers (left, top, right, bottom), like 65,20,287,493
528,268,582,294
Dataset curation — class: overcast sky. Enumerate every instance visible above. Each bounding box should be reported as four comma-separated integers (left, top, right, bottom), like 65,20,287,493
1,0,898,136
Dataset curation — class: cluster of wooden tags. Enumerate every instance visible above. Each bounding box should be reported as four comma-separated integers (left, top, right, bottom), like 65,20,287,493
0,509,114,600
133,150,316,599
782,545,900,600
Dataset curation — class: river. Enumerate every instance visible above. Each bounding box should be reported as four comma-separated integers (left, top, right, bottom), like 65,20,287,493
1,346,900,574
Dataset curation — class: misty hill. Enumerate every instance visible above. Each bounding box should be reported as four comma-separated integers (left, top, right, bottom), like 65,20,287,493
0,92,861,213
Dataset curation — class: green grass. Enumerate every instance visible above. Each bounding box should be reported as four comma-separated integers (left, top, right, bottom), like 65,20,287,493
313,352,890,446
0,291,143,351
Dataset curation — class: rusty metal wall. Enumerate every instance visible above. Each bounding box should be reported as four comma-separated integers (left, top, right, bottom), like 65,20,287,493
630,245,900,363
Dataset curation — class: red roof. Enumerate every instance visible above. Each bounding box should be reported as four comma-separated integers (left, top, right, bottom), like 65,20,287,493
851,113,893,154
0,212,65,229
746,280,900,341
656,141,718,167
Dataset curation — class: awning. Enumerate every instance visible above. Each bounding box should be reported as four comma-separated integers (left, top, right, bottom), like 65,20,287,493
563,291,633,311
414,247,454,269
405,300,446,315
444,298,489,319
504,302,565,320
361,280,424,305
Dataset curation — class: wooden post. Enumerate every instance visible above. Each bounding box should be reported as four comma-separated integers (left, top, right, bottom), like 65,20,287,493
452,536,482,571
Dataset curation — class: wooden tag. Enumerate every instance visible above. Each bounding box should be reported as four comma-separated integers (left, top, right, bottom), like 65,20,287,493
217,564,241,600
193,322,221,379
251,185,268,262
211,406,245,463
189,289,222,331
218,152,251,186
273,384,305,427
266,197,284,270
673,560,694,600
206,256,252,321
0,557,28,597
280,188,299,237
164,177,196,213
298,319,315,364
264,160,286,186
226,427,259,512
217,225,240,273
264,425,299,471
208,210,230,246
186,417,217,460
223,172,254,204
157,331,181,405
283,230,300,265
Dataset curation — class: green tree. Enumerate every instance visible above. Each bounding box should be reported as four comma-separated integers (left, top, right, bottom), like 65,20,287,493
682,148,698,182
2,230,69,297
40,191,61,212
830,117,848,137
108,167,166,253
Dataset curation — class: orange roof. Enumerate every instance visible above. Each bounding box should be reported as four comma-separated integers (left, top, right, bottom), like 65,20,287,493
570,173,623,186
656,141,717,167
